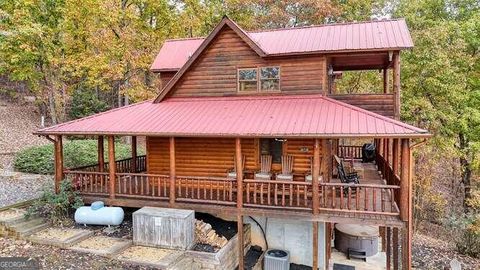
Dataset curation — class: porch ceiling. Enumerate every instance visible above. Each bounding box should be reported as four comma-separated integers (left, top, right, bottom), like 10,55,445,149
36,94,430,138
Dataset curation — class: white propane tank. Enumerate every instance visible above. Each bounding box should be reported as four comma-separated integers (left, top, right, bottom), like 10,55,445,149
74,201,124,226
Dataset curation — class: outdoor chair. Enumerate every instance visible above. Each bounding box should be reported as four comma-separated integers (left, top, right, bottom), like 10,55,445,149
254,155,272,180
276,155,294,181
334,155,360,185
227,155,245,179
305,156,322,182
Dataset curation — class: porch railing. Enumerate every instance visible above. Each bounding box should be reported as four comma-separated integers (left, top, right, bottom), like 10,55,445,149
176,176,236,205
337,145,363,159
376,154,401,206
319,183,399,215
65,171,400,217
68,155,146,173
244,179,313,210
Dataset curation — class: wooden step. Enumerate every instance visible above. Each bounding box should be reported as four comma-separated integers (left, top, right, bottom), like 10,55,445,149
8,218,49,238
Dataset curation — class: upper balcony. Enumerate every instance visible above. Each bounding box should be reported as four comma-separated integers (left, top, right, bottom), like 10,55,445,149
326,51,401,119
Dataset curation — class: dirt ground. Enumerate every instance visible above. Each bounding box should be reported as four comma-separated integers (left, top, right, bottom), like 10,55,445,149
0,99,48,170
0,237,156,270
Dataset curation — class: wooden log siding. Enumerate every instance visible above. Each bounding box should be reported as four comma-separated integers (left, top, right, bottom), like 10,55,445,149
168,26,326,98
147,137,321,178
328,94,395,118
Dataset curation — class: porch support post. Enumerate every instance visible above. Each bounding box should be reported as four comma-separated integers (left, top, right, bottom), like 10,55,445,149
400,138,411,270
400,139,410,221
386,227,391,270
108,135,116,199
313,221,319,270
235,138,243,209
236,138,244,270
393,228,399,270
383,68,389,94
393,139,399,175
169,137,176,206
237,214,244,270
54,135,63,194
393,52,401,120
98,136,104,172
131,136,137,173
312,138,320,270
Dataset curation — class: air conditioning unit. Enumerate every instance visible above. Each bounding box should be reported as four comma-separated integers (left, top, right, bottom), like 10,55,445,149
264,249,290,270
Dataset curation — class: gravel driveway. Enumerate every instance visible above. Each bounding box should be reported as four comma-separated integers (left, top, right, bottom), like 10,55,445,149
0,170,53,207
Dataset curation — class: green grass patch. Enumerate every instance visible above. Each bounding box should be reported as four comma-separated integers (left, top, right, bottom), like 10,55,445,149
14,139,141,174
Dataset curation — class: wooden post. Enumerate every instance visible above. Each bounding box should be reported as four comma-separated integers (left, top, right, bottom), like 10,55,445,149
325,222,332,268
108,136,116,199
386,227,391,270
54,135,63,194
235,138,243,209
393,227,399,270
169,137,176,206
313,139,320,214
383,68,389,94
400,138,411,270
400,139,410,221
313,221,319,270
131,136,137,173
237,214,244,270
98,136,104,172
393,52,401,120
393,139,399,175
312,139,320,270
380,226,386,252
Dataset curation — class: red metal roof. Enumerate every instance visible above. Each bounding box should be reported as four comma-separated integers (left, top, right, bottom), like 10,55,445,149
36,95,429,138
151,19,413,71
150,38,204,72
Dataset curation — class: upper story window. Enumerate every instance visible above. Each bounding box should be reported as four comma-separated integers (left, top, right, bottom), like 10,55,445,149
237,66,280,92
238,68,258,92
260,67,280,91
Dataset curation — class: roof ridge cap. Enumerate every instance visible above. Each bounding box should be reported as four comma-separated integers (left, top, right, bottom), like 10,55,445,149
247,18,405,33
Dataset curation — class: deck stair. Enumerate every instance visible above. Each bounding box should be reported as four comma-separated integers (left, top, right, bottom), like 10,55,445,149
0,208,49,238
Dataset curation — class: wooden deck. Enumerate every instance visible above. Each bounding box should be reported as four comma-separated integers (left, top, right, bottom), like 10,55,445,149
65,156,403,227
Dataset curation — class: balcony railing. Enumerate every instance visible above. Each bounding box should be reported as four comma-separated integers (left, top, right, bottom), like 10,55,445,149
337,145,363,160
64,172,400,218
68,155,146,173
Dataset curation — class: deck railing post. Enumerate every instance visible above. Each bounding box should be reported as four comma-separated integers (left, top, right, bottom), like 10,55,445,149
54,135,63,194
98,136,104,172
131,136,137,173
108,135,116,199
169,137,176,206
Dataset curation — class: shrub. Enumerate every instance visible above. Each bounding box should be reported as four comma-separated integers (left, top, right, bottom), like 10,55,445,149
14,139,136,174
26,180,84,226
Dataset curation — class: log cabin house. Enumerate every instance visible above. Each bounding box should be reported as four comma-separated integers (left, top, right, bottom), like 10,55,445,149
36,17,430,269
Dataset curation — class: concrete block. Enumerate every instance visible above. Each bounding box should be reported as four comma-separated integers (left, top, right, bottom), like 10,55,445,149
28,228,93,248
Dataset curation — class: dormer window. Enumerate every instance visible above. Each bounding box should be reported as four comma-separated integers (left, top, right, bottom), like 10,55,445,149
237,66,280,92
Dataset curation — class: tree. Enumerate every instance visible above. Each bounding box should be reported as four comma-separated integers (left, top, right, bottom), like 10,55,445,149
395,0,480,209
